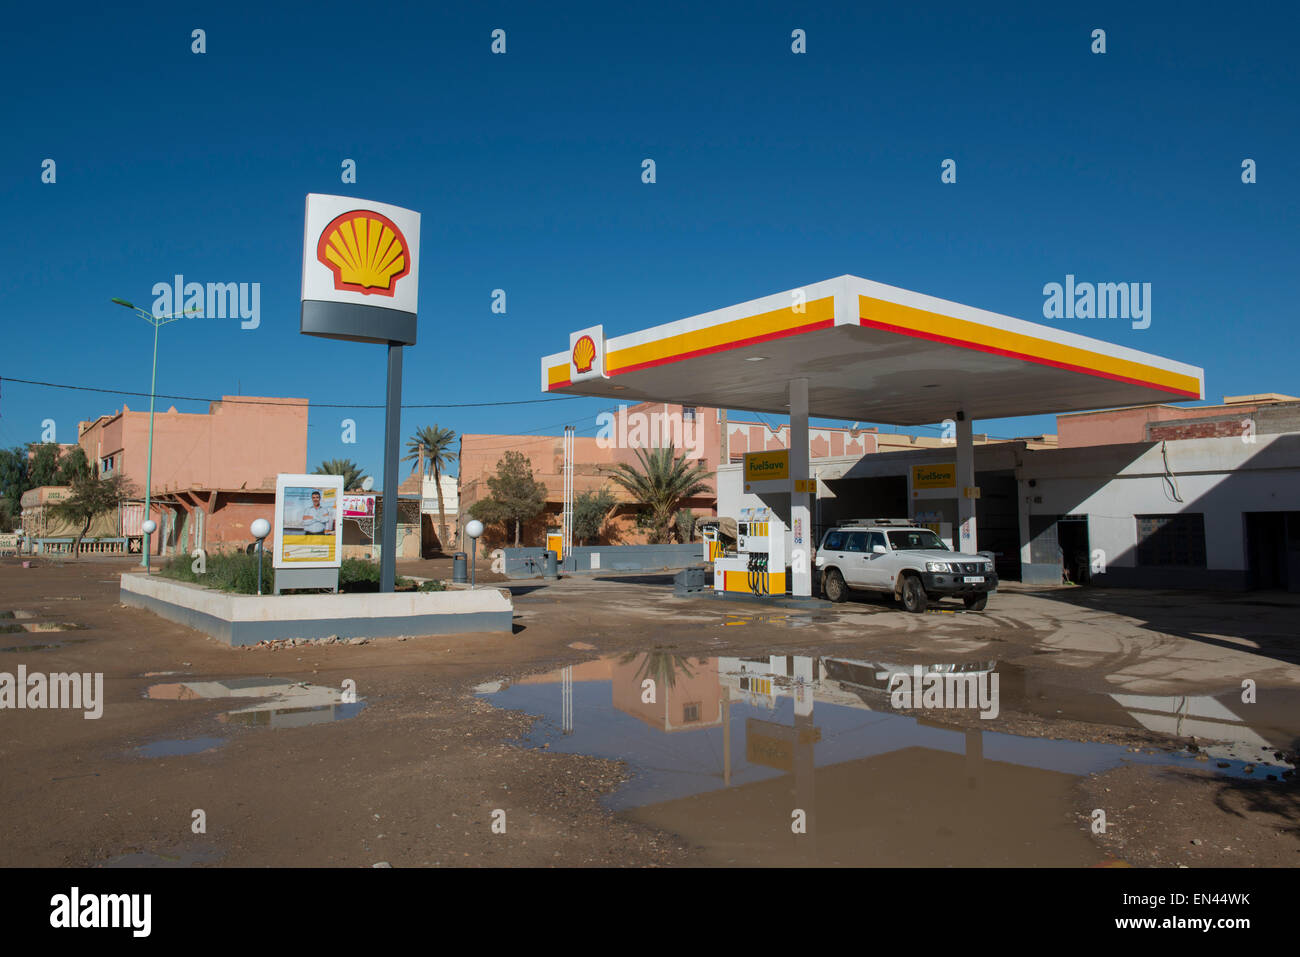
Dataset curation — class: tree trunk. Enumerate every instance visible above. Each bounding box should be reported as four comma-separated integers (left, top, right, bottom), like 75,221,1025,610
434,462,449,555
513,519,521,547
73,516,91,557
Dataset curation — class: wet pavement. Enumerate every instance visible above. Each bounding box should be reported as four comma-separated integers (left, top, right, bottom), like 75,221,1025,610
477,652,1297,866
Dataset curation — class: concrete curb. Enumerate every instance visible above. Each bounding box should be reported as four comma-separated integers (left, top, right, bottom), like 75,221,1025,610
119,573,514,646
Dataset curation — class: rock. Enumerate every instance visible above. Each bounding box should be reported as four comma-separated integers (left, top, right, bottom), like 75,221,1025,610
372,862,391,868
1191,838,1202,845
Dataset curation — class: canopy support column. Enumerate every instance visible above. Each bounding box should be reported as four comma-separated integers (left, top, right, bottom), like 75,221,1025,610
956,412,977,553
790,377,812,597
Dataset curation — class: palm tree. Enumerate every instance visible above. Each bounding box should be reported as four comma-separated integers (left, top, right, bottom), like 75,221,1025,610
313,458,368,490
604,446,714,545
403,425,458,552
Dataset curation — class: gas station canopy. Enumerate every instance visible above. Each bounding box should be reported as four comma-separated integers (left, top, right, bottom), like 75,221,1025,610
540,276,1203,425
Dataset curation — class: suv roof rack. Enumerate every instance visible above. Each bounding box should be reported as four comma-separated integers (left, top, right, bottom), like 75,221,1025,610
837,518,918,527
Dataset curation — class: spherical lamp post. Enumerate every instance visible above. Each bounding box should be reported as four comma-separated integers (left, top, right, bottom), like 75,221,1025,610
140,520,157,573
465,519,484,589
251,518,271,596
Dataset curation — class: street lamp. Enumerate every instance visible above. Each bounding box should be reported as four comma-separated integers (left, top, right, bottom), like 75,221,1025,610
251,518,271,596
141,520,156,573
111,297,199,568
465,519,484,589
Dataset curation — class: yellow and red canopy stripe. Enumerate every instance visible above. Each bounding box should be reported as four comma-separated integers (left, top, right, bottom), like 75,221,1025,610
858,295,1200,399
545,296,834,389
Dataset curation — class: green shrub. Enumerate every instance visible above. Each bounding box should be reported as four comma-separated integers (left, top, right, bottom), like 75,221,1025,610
158,551,272,595
340,557,381,585
158,553,429,595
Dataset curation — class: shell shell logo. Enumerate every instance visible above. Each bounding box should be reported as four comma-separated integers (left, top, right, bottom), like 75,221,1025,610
572,334,597,374
316,210,410,297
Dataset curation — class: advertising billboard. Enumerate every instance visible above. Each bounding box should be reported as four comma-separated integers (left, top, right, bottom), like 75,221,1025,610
273,474,344,568
342,493,376,518
300,193,422,346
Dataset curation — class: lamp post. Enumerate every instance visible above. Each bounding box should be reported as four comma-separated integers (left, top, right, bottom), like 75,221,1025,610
465,519,484,589
251,518,271,596
111,298,198,568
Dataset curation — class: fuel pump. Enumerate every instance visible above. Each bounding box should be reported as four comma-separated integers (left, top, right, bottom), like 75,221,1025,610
713,507,787,596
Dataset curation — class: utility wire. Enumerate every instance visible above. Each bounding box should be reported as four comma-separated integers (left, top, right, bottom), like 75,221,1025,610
0,376,585,410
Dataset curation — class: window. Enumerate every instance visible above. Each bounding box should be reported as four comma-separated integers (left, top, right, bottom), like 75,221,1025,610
682,703,700,723
1136,514,1206,567
843,532,867,552
682,406,696,420
866,532,887,553
100,456,114,474
823,530,845,551
888,529,949,551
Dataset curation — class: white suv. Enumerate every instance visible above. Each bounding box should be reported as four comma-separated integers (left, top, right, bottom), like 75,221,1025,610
815,520,997,612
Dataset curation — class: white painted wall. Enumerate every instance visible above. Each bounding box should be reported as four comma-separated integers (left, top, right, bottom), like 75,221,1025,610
1022,434,1300,572
421,474,459,516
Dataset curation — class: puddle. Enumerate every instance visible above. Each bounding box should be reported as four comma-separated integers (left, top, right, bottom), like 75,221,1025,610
719,613,836,629
134,737,226,758
99,843,223,867
0,637,91,652
145,677,366,728
476,653,1295,866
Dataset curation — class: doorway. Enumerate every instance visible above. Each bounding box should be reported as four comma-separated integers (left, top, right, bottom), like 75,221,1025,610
1057,515,1091,585
1245,511,1300,591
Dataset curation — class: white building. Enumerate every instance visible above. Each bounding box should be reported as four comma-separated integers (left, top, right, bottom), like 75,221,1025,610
718,411,1300,591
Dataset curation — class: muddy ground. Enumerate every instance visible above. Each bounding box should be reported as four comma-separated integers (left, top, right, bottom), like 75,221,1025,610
0,556,1297,867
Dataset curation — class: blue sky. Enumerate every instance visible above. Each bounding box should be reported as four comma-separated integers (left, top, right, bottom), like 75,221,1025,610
2,0,1295,480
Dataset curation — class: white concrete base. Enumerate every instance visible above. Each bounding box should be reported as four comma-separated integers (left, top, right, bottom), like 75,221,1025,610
120,573,514,645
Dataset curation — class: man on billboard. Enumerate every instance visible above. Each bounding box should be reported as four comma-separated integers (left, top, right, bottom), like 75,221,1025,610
300,490,334,535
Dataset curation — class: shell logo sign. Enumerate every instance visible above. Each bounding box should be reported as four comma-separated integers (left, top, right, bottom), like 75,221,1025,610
572,334,597,373
568,325,605,382
301,193,421,345
316,210,410,297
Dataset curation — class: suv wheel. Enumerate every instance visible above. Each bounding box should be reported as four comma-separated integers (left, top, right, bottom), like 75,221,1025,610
900,574,928,613
823,568,847,603
963,593,988,611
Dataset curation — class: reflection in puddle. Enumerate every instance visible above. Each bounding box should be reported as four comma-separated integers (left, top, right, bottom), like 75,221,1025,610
134,737,226,758
477,653,1295,866
145,677,366,728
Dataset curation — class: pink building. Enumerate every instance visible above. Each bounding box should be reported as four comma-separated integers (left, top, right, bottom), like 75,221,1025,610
77,396,309,555
1056,393,1299,448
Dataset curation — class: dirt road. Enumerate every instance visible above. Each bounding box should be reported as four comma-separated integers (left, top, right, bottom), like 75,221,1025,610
1,557,1296,867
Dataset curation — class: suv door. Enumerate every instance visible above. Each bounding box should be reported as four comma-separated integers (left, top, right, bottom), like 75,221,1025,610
840,531,870,585
819,529,848,580
860,531,892,590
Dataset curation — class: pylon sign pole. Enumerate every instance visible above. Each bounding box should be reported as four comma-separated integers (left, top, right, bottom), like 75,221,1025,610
381,343,403,592
300,193,421,593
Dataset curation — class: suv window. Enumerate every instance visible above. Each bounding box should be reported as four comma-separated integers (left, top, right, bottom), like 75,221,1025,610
822,530,845,551
887,529,949,551
866,531,887,553
843,532,868,552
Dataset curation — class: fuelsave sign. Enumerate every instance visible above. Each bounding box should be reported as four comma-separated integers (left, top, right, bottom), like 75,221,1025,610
300,193,421,345
744,450,789,482
911,464,956,489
